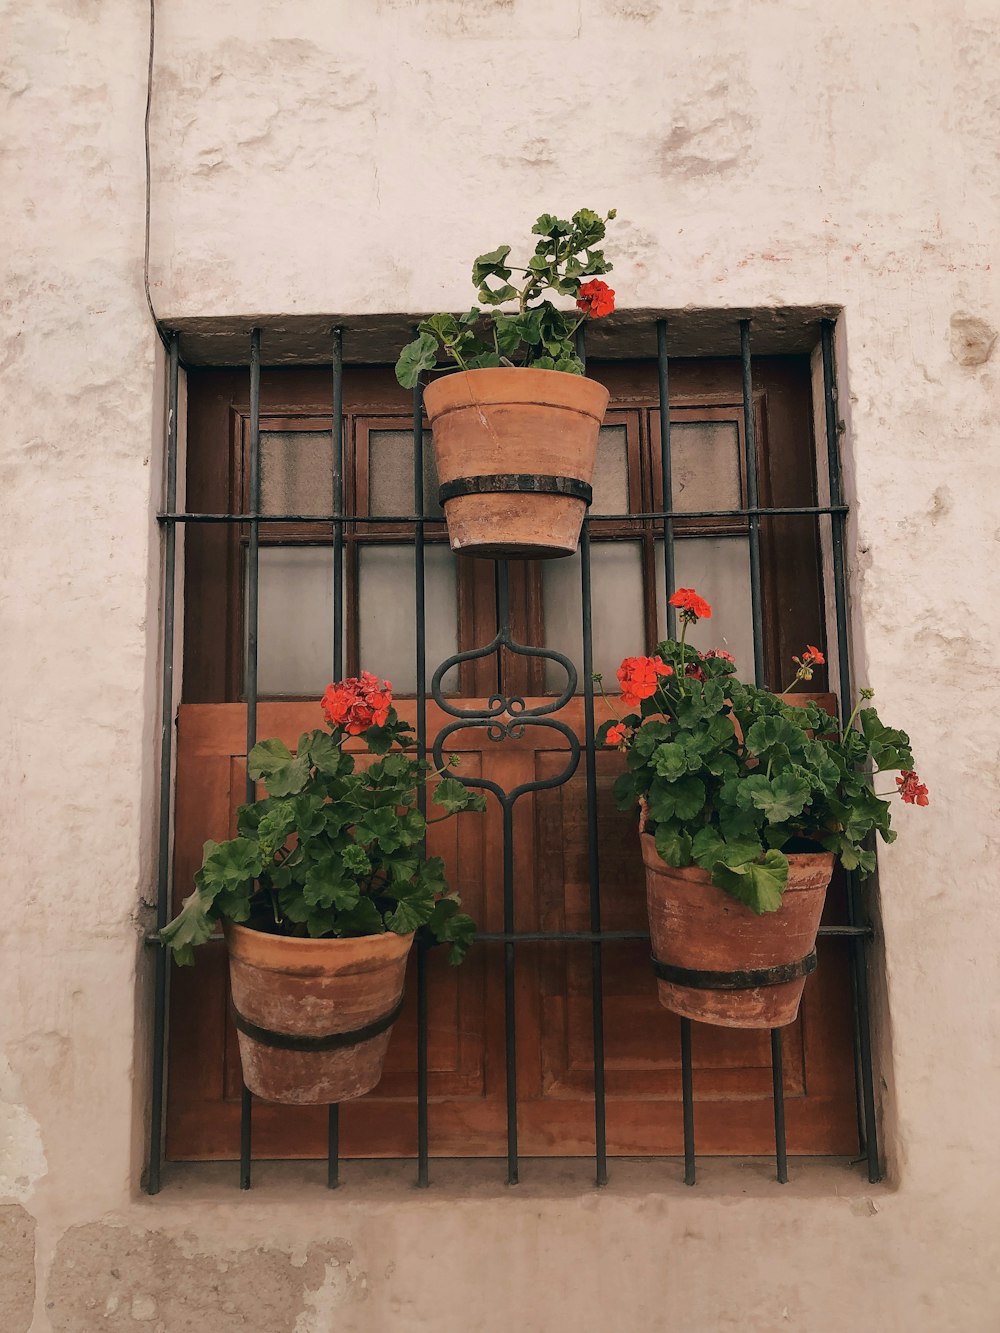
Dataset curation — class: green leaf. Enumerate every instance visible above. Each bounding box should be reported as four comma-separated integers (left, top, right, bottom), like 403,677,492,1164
654,824,692,867
387,886,436,934
159,886,217,965
648,776,706,823
303,857,360,911
303,729,348,777
477,282,518,306
418,313,460,342
424,896,477,964
248,738,310,797
336,897,386,937
745,716,806,759
532,213,571,237
471,245,512,284
652,742,688,781
712,850,789,915
859,709,914,772
196,837,264,905
354,806,404,852
395,332,440,388
690,827,726,871
432,776,484,814
749,771,813,824
341,844,372,876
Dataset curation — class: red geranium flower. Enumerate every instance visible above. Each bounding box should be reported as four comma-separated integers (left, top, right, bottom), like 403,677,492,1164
896,770,929,806
606,722,631,748
617,655,673,707
576,279,615,318
802,645,825,666
704,648,736,664
321,672,393,735
669,588,712,622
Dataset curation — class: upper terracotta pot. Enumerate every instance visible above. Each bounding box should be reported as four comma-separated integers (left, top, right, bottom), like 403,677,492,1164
422,367,610,559
640,834,834,1029
225,924,413,1105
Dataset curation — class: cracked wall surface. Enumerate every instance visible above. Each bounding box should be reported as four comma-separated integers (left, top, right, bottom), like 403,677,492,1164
2,0,999,1329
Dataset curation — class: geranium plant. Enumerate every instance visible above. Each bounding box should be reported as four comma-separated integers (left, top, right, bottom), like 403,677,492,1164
395,207,617,387
161,673,486,965
601,588,927,914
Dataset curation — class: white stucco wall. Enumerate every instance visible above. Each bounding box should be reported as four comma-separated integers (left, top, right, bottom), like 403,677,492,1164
2,1,999,1329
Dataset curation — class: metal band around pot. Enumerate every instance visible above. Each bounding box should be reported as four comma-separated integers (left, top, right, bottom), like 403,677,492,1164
438,474,593,505
230,993,405,1052
650,952,818,990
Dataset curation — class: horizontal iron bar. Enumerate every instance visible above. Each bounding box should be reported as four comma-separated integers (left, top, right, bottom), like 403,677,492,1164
144,924,872,947
156,503,850,526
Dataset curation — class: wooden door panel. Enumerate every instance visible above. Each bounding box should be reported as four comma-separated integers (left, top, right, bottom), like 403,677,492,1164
167,696,858,1160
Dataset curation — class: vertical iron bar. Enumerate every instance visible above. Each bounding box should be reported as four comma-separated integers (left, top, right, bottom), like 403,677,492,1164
327,1106,340,1189
239,327,262,1188
739,320,766,688
580,519,608,1186
245,327,262,797
656,320,676,640
496,561,519,1184
771,1028,788,1183
741,320,787,1173
680,1017,696,1185
502,802,518,1184
327,328,345,1191
240,1083,252,1189
413,374,431,1187
822,318,881,1183
332,327,345,680
147,331,180,1195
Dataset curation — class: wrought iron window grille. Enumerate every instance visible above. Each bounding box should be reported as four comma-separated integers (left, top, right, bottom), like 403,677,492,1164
146,317,881,1195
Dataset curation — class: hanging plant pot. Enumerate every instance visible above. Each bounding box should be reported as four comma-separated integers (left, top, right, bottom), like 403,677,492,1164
225,924,413,1104
640,835,834,1029
422,368,610,559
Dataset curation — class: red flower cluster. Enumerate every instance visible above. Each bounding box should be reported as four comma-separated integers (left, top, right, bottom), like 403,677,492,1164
321,672,393,735
802,645,825,666
896,770,929,806
606,722,632,748
617,655,672,707
576,279,615,318
669,587,712,622
704,648,736,664
685,662,706,682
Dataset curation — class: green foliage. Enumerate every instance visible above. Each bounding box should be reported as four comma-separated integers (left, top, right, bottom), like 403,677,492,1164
395,208,617,387
161,706,487,965
614,633,919,914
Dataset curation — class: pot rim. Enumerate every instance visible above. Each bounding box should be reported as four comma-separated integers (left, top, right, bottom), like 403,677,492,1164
422,365,610,417
224,921,415,970
639,831,835,881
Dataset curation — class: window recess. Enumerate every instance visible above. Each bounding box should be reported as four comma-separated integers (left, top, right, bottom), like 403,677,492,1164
148,314,879,1195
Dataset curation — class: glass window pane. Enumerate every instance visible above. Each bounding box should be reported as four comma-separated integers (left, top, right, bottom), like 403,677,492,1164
368,430,443,518
669,421,741,513
543,543,645,692
358,545,458,693
655,537,755,678
591,424,629,515
260,431,332,516
256,547,338,697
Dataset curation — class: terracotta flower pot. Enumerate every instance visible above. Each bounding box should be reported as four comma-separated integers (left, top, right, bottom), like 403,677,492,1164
225,923,413,1104
422,367,610,559
640,834,834,1029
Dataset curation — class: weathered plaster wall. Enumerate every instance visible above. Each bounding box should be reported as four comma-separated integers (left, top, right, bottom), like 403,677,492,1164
3,0,999,1329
